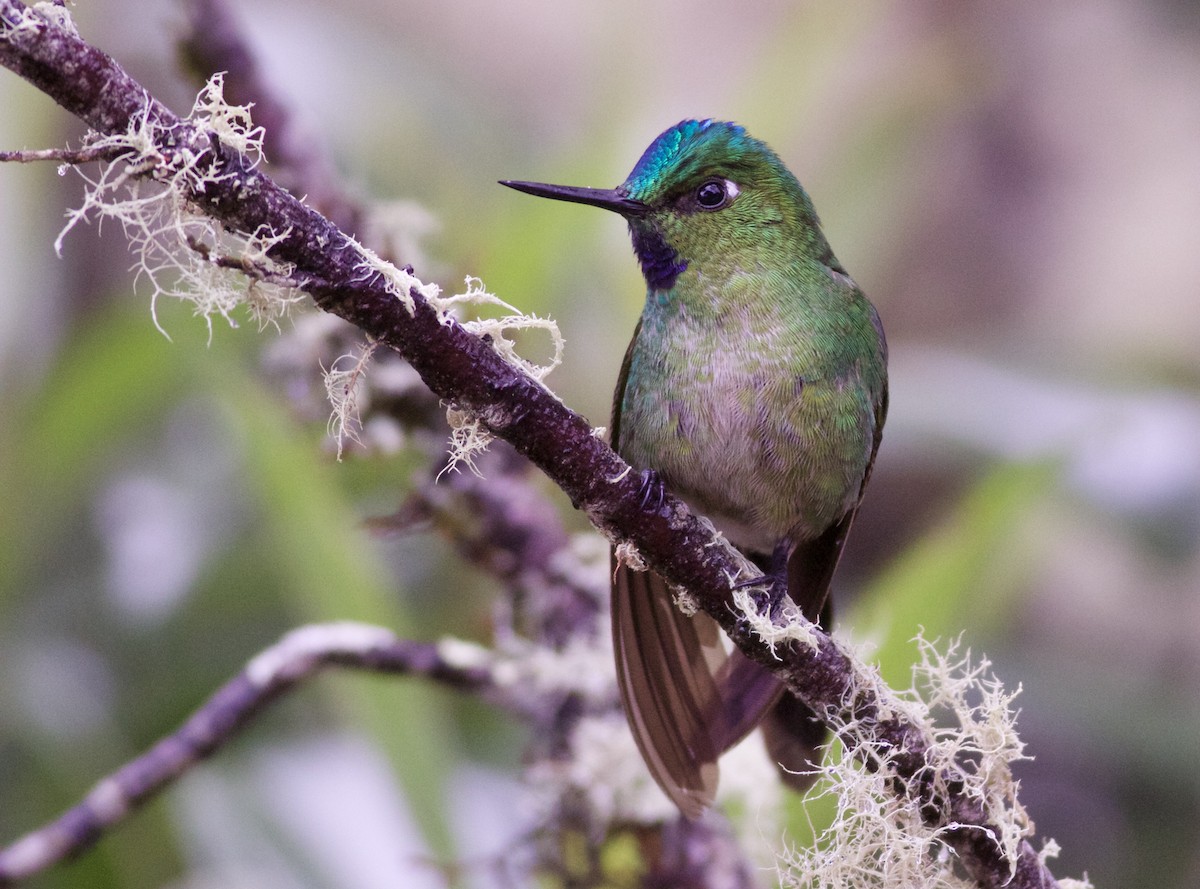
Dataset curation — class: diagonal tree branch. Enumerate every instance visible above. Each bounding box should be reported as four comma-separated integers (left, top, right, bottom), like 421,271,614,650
0,3,1068,887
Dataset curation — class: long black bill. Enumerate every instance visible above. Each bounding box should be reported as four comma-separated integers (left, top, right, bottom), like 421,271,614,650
500,180,648,217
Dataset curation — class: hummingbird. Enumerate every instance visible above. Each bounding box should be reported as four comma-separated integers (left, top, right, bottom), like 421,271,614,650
502,119,887,818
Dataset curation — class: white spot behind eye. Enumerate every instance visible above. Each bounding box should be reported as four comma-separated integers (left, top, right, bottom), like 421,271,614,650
724,180,740,200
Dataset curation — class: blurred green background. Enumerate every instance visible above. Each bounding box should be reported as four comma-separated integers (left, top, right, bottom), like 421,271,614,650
2,1,1198,887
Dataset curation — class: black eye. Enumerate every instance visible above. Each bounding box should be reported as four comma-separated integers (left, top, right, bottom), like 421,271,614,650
696,180,729,209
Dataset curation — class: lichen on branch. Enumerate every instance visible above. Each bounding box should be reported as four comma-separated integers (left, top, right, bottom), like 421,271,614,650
50,66,564,462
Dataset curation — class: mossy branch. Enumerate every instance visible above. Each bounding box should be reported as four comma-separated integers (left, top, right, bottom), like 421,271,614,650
0,3,1076,887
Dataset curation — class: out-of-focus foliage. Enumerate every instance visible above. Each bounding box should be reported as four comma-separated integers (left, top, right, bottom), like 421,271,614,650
1,1,1197,887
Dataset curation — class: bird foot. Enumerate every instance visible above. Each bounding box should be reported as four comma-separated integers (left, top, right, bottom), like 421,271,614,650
730,570,789,617
636,468,666,512
731,540,792,616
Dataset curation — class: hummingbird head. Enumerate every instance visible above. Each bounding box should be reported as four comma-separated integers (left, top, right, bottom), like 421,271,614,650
502,119,832,292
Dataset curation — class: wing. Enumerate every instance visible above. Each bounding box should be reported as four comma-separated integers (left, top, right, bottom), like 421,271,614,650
784,305,888,620
764,355,889,790
611,558,724,818
608,316,640,451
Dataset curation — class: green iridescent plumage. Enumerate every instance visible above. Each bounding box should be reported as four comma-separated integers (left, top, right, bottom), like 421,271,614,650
503,119,887,818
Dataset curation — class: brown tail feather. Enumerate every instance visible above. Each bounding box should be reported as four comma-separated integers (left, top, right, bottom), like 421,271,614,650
612,557,725,818
611,508,855,815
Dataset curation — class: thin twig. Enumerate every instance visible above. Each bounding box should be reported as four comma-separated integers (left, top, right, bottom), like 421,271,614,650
0,145,118,163
0,623,499,884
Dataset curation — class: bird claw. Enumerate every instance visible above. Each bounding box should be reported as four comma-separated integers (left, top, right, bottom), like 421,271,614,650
637,468,666,512
731,571,789,617
731,540,791,615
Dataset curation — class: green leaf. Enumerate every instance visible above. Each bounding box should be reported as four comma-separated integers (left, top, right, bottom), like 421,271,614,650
849,461,1062,696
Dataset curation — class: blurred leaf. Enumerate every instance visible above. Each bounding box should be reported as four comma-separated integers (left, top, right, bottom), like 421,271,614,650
0,307,186,602
849,461,1062,692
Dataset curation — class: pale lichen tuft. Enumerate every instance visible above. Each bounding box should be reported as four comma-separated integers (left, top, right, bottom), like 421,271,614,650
439,406,495,478
436,276,564,383
733,584,821,655
612,539,647,573
53,75,300,341
774,634,1088,889
322,341,377,461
